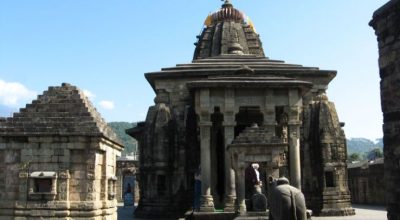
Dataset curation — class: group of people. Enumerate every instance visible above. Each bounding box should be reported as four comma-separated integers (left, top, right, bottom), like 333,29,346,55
192,163,307,220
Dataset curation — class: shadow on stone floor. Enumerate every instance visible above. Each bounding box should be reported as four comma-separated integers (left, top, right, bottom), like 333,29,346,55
117,204,134,220
351,204,385,211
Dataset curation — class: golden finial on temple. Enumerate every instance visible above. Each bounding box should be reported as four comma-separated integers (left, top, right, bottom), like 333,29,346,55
221,0,233,8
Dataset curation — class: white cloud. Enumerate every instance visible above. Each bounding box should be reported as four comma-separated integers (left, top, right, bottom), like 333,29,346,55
83,89,96,99
99,100,114,110
0,79,37,106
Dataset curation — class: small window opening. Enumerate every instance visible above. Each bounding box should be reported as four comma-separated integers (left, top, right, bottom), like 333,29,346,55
325,171,335,187
157,175,166,196
35,179,52,193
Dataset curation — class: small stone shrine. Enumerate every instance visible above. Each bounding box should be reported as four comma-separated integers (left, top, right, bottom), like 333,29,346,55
116,155,139,205
0,83,123,219
128,0,354,218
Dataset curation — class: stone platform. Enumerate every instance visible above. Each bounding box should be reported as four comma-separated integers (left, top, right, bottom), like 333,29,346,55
184,211,236,220
118,204,385,220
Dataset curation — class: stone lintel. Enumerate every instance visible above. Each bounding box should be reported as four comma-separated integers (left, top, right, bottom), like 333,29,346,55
288,121,302,126
222,122,236,127
199,122,213,127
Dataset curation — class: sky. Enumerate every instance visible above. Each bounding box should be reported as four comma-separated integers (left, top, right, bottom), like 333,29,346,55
0,0,389,140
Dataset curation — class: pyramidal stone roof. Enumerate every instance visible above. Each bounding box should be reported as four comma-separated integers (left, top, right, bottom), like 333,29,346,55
231,123,283,145
0,83,122,145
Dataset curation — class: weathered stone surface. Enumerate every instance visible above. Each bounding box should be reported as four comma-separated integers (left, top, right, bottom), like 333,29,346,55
0,83,121,145
0,83,123,219
302,94,354,216
370,1,400,219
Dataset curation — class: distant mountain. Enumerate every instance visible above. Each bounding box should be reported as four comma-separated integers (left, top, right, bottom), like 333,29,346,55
346,137,383,155
108,122,137,156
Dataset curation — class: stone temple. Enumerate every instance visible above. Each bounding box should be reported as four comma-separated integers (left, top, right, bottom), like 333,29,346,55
128,1,354,218
0,83,123,219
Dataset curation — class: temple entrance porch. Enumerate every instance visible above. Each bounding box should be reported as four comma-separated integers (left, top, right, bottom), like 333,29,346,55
188,76,309,213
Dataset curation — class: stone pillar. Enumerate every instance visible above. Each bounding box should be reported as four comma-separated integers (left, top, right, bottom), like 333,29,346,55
58,170,70,201
263,89,276,137
235,166,246,214
223,121,236,211
289,123,301,189
86,150,97,201
195,89,214,211
199,121,215,212
18,171,29,202
288,89,302,189
370,1,400,219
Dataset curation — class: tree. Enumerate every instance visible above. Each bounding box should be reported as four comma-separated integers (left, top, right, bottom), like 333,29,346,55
348,153,361,162
108,122,138,156
366,148,383,161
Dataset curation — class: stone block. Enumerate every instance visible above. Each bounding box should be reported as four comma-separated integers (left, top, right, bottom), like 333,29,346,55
59,155,70,163
30,209,56,217
51,156,59,163
73,170,86,179
5,150,20,163
69,192,81,201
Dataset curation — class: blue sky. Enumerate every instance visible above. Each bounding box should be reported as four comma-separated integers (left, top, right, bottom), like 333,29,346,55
0,0,388,140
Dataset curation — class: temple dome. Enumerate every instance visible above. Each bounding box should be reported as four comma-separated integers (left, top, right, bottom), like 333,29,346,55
193,0,265,60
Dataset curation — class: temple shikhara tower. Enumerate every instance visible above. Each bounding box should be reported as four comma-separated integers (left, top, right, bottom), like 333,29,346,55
129,1,354,218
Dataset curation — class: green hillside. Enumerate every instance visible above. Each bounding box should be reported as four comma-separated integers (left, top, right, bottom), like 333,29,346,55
346,138,383,161
347,138,383,155
108,122,137,156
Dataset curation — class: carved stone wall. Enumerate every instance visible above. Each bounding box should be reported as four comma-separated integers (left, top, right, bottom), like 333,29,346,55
129,87,194,218
370,1,400,219
302,94,354,216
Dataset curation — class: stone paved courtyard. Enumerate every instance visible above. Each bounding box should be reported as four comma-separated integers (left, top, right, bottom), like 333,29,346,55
117,204,386,220
313,205,386,220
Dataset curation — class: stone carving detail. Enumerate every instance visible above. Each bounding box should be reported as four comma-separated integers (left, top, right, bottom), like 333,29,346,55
59,181,68,200
277,112,288,142
303,96,354,216
87,182,94,193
